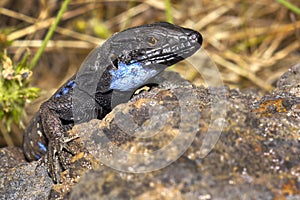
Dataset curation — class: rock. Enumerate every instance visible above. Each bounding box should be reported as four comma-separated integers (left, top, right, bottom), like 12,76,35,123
1,66,299,199
0,147,53,200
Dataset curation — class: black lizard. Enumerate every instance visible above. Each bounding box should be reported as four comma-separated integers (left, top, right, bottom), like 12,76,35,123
23,22,202,182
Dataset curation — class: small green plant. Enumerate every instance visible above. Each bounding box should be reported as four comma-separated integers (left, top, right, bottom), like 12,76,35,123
164,0,173,23
0,50,39,131
276,0,300,15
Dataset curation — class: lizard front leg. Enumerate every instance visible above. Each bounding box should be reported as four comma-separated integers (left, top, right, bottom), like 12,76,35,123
39,101,75,182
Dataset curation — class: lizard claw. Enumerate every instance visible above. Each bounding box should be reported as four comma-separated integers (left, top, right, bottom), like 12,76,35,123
46,139,60,183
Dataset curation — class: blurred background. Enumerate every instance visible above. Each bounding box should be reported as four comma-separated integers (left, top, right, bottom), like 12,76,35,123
0,0,299,147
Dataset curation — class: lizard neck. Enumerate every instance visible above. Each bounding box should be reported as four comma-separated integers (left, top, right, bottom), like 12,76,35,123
75,40,113,94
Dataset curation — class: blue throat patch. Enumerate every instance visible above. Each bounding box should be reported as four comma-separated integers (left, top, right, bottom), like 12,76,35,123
109,61,159,91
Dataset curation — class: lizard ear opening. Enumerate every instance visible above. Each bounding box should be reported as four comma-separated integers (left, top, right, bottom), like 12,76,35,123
110,54,119,69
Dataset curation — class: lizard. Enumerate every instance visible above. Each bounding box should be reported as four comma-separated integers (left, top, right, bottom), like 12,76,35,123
23,22,203,182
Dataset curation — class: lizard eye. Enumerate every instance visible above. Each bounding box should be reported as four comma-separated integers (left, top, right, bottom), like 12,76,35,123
147,36,157,46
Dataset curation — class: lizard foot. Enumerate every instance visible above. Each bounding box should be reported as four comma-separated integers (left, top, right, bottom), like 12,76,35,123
46,136,78,183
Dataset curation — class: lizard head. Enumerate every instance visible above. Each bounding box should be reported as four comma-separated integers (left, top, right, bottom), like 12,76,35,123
108,22,203,91
110,22,202,67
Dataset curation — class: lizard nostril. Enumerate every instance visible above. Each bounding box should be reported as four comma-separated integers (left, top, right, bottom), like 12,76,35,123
188,32,202,45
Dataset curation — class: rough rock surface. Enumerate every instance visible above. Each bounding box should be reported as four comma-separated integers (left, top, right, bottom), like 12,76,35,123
0,66,299,200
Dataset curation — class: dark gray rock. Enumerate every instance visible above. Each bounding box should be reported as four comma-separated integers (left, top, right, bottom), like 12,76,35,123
1,65,300,199
0,147,52,200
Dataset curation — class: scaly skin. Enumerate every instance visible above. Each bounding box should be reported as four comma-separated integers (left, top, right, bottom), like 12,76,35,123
23,22,202,182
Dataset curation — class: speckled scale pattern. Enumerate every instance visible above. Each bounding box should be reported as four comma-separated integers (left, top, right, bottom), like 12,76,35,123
23,113,48,160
